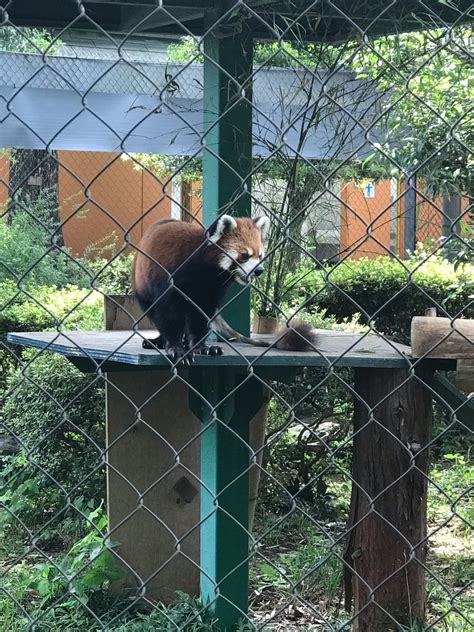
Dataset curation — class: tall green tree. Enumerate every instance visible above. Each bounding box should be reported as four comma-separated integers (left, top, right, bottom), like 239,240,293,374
352,27,473,196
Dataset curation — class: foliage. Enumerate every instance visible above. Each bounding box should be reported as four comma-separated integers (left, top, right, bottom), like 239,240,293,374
286,254,473,343
168,36,339,69
254,529,342,599
352,27,473,196
167,36,203,64
0,507,123,631
0,206,81,287
27,506,121,605
83,254,134,296
123,153,202,185
109,592,257,631
0,26,62,55
1,351,105,547
440,208,474,293
428,452,473,527
0,281,103,336
259,363,354,515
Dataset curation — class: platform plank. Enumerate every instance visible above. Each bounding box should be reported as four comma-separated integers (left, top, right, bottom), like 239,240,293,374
6,329,419,369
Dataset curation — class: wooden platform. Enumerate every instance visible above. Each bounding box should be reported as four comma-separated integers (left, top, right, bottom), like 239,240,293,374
8,329,425,369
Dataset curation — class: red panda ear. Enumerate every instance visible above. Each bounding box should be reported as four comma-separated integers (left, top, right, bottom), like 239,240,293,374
254,216,270,241
207,214,237,243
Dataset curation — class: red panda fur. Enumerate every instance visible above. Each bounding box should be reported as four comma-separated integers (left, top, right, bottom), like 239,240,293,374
133,216,318,363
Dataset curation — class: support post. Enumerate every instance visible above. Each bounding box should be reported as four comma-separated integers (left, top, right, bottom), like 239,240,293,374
344,367,433,631
404,176,417,257
190,369,266,629
442,193,461,238
104,298,200,601
203,16,253,335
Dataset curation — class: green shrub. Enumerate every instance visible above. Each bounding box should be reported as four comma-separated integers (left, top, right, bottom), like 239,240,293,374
0,282,104,394
286,255,473,343
1,203,134,294
0,207,81,287
0,281,104,336
1,351,105,547
0,506,123,631
84,253,134,295
259,367,354,514
254,528,342,599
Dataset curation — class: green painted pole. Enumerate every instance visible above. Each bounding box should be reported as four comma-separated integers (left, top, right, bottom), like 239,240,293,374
202,17,253,336
190,369,265,629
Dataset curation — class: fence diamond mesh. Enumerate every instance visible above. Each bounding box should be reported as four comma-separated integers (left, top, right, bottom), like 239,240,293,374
0,1,472,631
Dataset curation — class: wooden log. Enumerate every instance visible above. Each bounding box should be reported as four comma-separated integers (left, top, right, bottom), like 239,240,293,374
344,367,433,631
248,393,270,533
456,359,474,394
411,316,474,359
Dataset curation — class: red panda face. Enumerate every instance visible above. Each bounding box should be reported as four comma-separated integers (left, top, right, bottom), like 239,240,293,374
208,215,270,284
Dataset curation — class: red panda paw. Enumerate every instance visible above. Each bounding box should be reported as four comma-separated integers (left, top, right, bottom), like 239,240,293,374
195,344,223,356
165,344,194,366
142,335,165,350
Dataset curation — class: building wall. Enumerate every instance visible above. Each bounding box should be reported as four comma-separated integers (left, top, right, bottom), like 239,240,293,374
58,151,172,256
1,149,464,260
339,180,396,259
0,153,10,211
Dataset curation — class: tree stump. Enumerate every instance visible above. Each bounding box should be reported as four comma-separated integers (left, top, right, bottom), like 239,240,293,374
344,367,433,631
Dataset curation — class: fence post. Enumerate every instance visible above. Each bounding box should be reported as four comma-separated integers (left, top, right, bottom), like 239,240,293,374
344,366,433,630
404,176,417,257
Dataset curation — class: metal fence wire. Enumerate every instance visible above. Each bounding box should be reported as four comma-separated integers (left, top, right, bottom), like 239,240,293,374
0,1,473,631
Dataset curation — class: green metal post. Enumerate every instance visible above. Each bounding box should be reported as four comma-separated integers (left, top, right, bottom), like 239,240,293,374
190,369,265,629
202,18,253,335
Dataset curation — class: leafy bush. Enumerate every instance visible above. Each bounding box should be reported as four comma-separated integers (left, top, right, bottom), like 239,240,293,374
0,26,63,54
0,282,104,397
0,281,104,336
0,506,123,631
84,253,134,295
286,254,473,343
0,207,81,287
258,365,354,516
1,351,105,547
110,593,256,632
254,528,342,599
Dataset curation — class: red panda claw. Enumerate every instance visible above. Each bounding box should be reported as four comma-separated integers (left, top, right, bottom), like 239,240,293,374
209,345,223,356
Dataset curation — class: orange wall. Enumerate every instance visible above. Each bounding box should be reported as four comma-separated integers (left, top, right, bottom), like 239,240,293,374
339,181,394,258
1,149,465,261
0,154,9,213
58,151,171,256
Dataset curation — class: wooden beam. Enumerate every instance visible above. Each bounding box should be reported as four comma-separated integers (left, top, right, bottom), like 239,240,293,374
120,6,205,30
411,316,474,359
432,372,474,431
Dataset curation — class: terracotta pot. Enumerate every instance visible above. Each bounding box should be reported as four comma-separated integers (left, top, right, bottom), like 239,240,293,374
253,315,279,334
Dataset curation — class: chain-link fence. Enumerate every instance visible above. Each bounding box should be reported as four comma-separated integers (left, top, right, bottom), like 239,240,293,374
1,1,473,631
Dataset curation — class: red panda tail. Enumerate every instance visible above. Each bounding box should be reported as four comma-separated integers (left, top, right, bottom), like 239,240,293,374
213,315,318,352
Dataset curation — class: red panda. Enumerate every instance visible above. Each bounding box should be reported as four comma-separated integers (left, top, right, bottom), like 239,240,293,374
132,215,318,364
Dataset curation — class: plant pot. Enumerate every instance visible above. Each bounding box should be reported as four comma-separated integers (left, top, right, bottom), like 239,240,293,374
253,315,279,334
